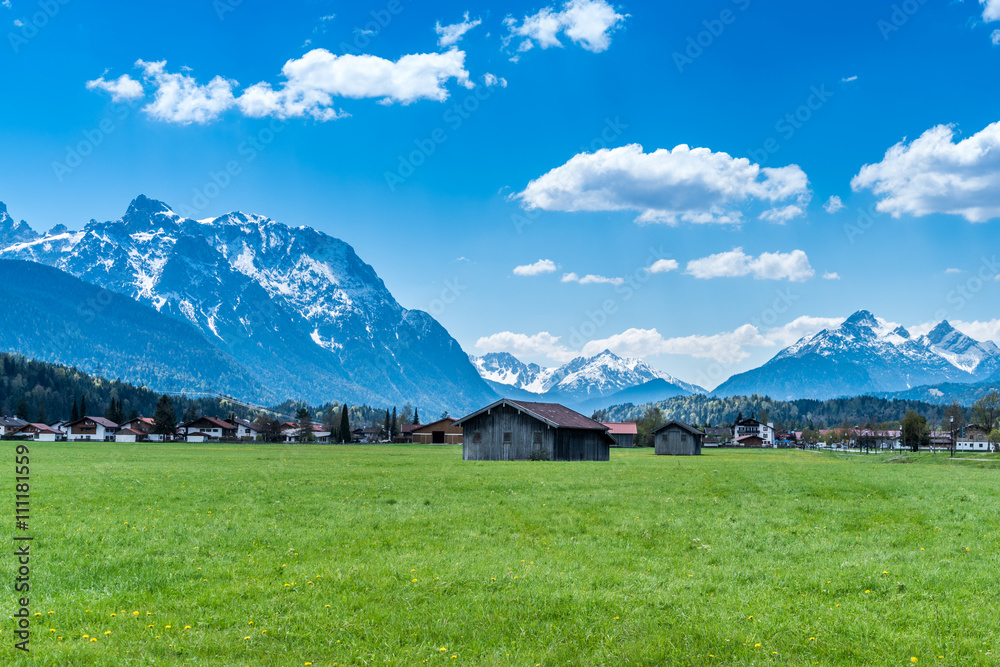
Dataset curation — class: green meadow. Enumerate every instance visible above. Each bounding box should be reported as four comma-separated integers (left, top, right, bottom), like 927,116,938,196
2,444,1000,666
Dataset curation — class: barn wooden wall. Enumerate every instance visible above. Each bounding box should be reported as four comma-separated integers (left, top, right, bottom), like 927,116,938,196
655,427,702,456
462,405,610,461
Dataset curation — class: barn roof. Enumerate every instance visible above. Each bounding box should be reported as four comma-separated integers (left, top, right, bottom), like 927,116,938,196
653,421,705,437
455,399,610,431
602,422,638,435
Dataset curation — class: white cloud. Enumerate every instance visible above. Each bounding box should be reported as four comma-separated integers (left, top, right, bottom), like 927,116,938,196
561,272,625,286
14,18,23,26
504,0,627,54
945,268,964,274
517,143,811,225
685,248,815,282
513,259,557,276
475,331,576,363
648,259,679,274
842,75,858,83
436,12,482,47
2,1,11,8
99,50,473,124
136,60,236,124
85,73,145,103
950,319,1000,344
984,0,1000,22
483,73,508,88
822,272,841,280
992,29,1000,45
824,195,845,213
237,49,472,120
851,121,1000,222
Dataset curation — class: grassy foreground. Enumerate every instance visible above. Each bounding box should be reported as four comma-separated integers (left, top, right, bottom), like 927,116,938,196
2,444,1000,666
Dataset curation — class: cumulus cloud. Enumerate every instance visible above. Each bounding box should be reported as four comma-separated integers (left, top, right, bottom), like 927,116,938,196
561,272,625,286
648,259,679,274
483,73,508,87
822,272,841,280
85,73,145,103
985,0,1000,22
824,195,845,213
685,248,815,282
992,29,1000,46
517,143,811,225
504,0,627,54
851,121,1000,222
513,259,557,276
93,50,474,124
436,12,482,47
945,268,964,274
842,75,858,83
474,331,576,363
136,60,237,124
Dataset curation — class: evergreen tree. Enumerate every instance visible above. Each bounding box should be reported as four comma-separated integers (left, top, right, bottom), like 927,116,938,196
338,404,350,443
15,396,28,420
126,407,139,422
70,399,79,422
152,395,177,436
383,409,391,441
80,393,87,416
391,407,399,438
413,407,420,425
182,405,198,423
35,399,47,425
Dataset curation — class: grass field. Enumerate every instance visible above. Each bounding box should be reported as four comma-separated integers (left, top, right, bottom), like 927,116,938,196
2,444,1000,666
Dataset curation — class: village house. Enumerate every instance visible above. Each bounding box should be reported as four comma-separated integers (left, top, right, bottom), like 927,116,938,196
282,424,332,443
397,423,419,443
13,423,61,442
733,417,775,447
232,417,260,440
456,399,614,462
115,428,148,443
65,416,118,442
0,417,28,436
412,418,463,445
177,417,237,441
601,422,637,448
654,421,704,456
957,424,993,452
703,426,732,447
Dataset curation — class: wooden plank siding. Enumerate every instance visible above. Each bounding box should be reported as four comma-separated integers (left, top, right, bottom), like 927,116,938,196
654,423,703,456
460,404,610,462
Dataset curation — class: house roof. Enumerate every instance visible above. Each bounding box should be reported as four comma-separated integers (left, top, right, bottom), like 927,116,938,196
653,421,704,437
186,431,212,438
180,416,235,430
117,428,145,436
67,416,118,428
18,423,60,434
735,434,763,443
401,424,420,434
412,418,459,433
232,418,256,429
602,422,638,435
455,399,609,431
1,417,27,426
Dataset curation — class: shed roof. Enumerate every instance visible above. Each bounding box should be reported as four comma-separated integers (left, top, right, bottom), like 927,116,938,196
653,420,704,437
455,399,609,431
602,422,638,435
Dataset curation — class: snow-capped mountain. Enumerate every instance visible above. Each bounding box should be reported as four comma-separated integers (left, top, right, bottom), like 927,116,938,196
470,349,706,406
0,203,39,246
714,310,1000,400
0,195,496,413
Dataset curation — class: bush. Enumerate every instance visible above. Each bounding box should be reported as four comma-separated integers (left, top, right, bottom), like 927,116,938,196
528,449,550,461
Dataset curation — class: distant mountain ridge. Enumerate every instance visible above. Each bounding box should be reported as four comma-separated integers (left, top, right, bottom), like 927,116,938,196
714,310,1000,401
0,196,496,413
470,349,706,408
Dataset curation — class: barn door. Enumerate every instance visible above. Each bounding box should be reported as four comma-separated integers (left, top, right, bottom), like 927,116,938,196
432,430,445,444
503,431,512,460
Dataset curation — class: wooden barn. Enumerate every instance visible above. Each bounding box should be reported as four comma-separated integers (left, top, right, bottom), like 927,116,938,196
455,399,614,462
412,418,463,445
602,422,637,448
654,421,704,456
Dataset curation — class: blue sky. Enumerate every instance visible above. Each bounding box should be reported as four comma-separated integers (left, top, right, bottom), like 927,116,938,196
2,0,1000,388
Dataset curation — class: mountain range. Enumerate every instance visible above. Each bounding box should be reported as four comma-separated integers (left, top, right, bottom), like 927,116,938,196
0,196,495,414
713,310,1000,401
470,349,706,409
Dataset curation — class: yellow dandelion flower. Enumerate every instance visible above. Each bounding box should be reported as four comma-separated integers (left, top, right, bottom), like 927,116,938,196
412,579,418,583
133,611,140,616
104,631,111,635
184,625,191,630
911,659,917,664
754,643,761,648
165,625,171,629
440,647,448,652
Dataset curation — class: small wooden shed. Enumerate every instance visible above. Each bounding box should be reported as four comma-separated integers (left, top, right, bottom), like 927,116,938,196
602,422,638,448
456,399,614,461
412,418,463,445
654,421,704,456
